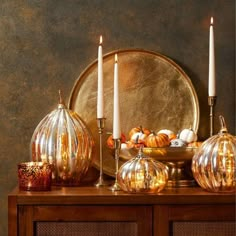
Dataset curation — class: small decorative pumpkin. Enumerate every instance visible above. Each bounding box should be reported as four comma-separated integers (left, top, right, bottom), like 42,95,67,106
170,138,186,147
129,126,150,146
117,147,168,193
124,140,135,149
157,129,177,141
192,116,236,192
146,132,170,148
179,127,197,143
107,133,126,149
128,126,151,139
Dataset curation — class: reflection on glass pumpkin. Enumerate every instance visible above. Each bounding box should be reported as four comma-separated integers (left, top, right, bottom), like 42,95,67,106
117,147,168,193
30,91,94,186
192,116,236,192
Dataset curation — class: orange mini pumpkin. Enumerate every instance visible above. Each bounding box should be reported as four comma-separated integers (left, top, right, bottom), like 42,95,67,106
107,133,126,149
146,132,170,148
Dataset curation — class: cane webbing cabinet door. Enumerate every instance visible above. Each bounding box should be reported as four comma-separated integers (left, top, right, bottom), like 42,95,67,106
154,204,235,236
18,205,152,236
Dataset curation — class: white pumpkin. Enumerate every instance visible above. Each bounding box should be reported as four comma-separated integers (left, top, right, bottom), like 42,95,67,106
179,128,198,143
130,131,148,144
157,129,176,140
170,138,186,147
157,129,173,136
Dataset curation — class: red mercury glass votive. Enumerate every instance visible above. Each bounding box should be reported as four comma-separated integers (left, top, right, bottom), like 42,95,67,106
18,162,52,191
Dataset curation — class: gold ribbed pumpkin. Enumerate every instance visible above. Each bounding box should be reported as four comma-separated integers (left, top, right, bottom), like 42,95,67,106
192,116,236,192
30,91,94,186
117,148,168,193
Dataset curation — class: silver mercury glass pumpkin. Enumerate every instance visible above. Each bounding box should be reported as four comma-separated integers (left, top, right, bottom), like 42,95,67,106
30,91,94,186
192,115,236,192
117,147,168,193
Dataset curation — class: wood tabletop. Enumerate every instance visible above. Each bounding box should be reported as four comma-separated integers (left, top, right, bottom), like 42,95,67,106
9,186,236,205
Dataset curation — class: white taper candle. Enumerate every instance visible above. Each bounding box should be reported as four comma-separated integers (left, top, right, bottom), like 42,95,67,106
97,35,104,118
208,17,216,96
113,54,121,139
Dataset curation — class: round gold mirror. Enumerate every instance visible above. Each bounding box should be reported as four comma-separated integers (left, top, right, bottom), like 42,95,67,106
69,49,199,177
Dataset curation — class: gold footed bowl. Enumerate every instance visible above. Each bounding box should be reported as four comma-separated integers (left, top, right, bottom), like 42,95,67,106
118,146,198,187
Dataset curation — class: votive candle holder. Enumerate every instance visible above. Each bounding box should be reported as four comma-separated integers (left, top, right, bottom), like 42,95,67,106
18,162,52,191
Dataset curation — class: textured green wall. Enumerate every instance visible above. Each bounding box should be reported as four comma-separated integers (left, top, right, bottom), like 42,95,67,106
0,1,235,235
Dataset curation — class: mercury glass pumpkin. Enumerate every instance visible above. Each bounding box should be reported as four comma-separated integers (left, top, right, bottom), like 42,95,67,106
30,92,94,186
117,148,168,193
192,116,236,192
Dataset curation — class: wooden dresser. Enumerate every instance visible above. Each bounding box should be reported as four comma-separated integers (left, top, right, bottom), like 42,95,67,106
8,186,235,236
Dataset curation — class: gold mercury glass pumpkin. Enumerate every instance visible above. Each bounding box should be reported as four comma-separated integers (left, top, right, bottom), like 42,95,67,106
192,115,236,192
117,147,168,193
30,91,94,186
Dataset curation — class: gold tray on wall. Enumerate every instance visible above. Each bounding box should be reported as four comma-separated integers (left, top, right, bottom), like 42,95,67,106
69,49,199,177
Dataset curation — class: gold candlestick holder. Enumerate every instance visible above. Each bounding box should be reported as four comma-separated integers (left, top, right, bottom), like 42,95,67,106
94,118,109,187
208,96,217,136
109,138,121,191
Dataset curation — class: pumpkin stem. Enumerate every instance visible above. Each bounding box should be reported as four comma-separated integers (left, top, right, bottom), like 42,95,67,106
58,90,65,105
176,130,181,138
138,145,144,157
219,115,228,133
58,90,66,109
139,125,144,133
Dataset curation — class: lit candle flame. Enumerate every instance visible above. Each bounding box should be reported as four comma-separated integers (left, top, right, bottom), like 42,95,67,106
99,35,103,45
211,17,213,25
115,53,118,63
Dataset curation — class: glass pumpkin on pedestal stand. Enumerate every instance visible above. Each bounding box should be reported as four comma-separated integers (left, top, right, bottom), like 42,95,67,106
30,91,94,186
192,116,236,192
